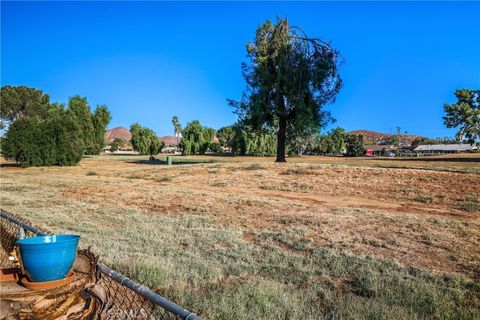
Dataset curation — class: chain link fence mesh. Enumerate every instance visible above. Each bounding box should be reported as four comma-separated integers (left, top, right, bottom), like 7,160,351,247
0,210,198,320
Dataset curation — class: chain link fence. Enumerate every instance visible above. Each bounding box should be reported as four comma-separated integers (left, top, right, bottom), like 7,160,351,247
0,210,200,320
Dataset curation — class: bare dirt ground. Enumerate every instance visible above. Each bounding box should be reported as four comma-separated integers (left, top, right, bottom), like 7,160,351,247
1,153,479,318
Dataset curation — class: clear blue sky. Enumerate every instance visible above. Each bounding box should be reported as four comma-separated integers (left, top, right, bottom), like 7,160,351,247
2,1,479,138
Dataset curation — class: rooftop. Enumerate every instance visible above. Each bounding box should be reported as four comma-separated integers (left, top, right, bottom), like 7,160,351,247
413,144,477,151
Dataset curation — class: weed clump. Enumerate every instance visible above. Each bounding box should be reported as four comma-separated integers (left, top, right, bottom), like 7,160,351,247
284,168,312,175
413,194,435,204
245,163,264,170
156,176,172,182
459,195,480,212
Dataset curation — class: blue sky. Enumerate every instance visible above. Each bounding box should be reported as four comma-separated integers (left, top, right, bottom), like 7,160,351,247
2,1,479,138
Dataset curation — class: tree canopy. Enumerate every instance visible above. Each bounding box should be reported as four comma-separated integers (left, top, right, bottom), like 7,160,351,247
0,85,51,128
443,89,480,144
1,108,84,167
1,87,110,166
231,18,342,162
130,123,164,160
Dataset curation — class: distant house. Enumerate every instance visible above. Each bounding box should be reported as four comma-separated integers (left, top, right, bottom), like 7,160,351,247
413,144,478,154
364,145,395,156
102,144,135,153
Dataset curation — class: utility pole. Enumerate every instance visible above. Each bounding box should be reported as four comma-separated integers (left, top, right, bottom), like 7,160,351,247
396,127,401,156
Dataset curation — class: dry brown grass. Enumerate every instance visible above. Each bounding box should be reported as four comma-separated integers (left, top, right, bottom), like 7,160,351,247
1,153,479,319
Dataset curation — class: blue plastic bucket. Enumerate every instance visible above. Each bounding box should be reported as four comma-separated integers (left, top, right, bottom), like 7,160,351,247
17,235,80,282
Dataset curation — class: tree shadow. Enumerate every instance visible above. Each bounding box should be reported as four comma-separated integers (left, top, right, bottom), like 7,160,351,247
103,153,140,157
0,163,20,168
127,159,216,166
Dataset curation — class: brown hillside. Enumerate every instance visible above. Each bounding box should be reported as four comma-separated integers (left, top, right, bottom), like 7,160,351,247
105,127,132,143
160,136,182,146
348,130,422,146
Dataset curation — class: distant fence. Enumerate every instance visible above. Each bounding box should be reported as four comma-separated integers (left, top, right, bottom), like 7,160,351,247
0,210,201,320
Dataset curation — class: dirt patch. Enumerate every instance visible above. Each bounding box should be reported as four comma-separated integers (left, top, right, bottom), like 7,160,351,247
2,154,480,279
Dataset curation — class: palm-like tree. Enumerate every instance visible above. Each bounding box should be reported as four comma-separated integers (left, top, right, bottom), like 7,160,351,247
171,116,182,147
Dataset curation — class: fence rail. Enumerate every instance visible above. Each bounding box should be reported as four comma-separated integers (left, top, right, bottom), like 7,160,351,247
0,210,200,320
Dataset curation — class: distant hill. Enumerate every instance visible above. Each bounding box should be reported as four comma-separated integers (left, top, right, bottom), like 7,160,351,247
160,136,181,146
348,130,423,146
105,128,182,146
105,127,132,143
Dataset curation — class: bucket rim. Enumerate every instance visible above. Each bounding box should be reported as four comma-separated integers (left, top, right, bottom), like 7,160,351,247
17,234,80,245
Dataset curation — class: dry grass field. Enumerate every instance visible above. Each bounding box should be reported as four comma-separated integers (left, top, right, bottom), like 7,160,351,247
1,154,479,319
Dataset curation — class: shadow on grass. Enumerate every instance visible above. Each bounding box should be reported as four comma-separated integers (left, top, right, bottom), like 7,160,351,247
0,163,20,168
127,158,217,166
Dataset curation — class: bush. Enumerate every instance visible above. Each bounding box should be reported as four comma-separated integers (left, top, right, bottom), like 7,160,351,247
1,111,84,167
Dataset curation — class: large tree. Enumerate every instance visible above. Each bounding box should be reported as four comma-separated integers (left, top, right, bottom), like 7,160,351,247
130,123,163,160
179,120,215,155
0,85,51,128
443,89,480,144
231,18,342,162
92,105,111,153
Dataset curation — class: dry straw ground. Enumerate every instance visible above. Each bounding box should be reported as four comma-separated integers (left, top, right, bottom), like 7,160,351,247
1,154,479,319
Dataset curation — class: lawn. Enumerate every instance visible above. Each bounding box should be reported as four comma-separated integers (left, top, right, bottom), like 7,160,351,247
1,154,479,319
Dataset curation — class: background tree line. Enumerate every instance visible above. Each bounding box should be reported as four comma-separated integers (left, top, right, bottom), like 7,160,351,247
1,86,111,167
204,122,365,157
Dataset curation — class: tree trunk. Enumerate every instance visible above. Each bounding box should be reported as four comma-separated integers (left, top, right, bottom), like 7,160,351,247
276,115,287,162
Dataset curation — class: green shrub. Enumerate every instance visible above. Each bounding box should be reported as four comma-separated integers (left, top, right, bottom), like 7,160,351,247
245,163,264,170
